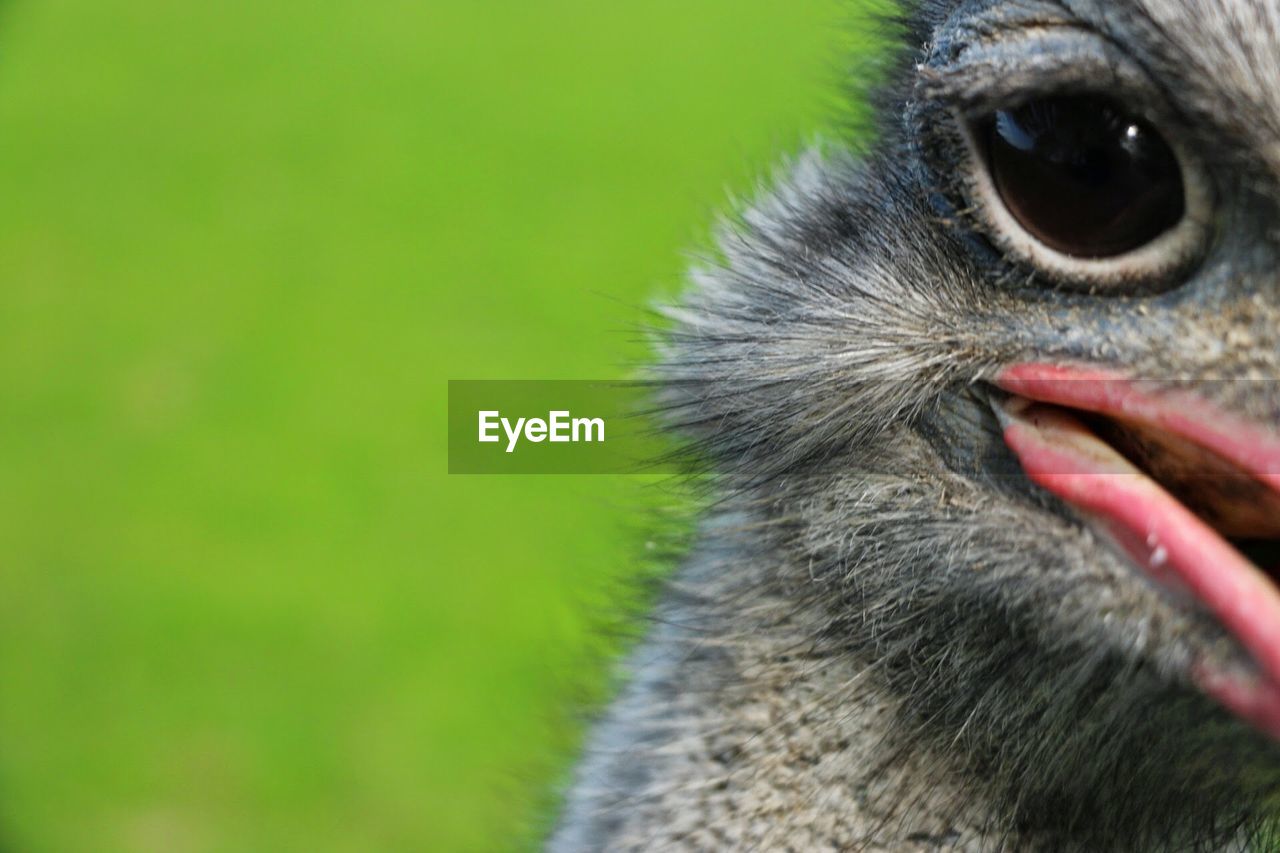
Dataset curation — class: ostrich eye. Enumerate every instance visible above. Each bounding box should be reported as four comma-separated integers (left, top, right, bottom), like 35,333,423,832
984,95,1185,259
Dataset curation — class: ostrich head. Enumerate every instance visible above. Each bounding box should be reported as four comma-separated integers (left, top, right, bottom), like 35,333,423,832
658,0,1280,846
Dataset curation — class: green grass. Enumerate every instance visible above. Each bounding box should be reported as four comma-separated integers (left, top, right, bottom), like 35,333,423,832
0,1,861,849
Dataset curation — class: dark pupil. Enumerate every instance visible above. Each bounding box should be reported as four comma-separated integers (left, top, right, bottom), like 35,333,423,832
985,95,1185,258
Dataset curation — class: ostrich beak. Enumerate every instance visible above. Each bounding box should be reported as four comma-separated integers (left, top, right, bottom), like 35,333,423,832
995,363,1280,741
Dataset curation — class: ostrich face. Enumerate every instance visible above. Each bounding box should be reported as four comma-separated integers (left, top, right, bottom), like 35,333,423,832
665,0,1280,839
918,0,1280,734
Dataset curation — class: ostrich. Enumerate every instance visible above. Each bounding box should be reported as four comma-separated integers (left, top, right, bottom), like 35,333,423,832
552,0,1280,849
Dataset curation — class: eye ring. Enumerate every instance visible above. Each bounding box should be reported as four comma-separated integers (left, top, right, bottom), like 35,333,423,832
957,95,1213,290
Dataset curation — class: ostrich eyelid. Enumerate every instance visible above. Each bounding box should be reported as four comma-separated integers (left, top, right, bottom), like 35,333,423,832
919,28,1155,122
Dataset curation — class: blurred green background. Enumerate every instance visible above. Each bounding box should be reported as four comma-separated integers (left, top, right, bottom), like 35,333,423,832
0,1,865,849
